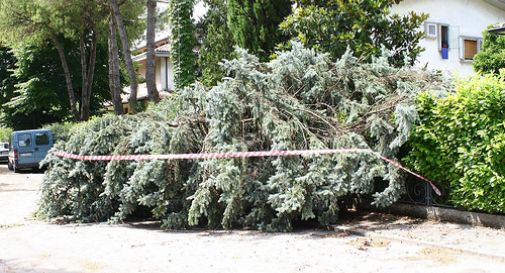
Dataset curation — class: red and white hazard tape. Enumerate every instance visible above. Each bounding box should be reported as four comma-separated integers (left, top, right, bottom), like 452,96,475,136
52,149,441,196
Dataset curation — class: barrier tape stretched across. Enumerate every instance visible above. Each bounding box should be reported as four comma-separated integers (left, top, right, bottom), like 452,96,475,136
52,149,441,196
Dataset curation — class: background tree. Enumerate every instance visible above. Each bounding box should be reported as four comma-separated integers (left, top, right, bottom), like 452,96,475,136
0,0,80,120
0,0,144,124
110,0,145,113
198,0,291,86
0,0,142,121
0,47,16,108
108,15,124,115
227,0,291,60
197,0,234,86
169,0,197,89
146,0,160,102
280,0,428,66
1,41,111,129
104,0,144,114
473,28,505,74
54,0,106,121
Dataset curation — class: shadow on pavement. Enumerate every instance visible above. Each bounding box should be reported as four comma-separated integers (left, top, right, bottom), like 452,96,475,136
0,164,45,175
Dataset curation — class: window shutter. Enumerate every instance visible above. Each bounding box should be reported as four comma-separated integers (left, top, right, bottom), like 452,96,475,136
464,40,478,60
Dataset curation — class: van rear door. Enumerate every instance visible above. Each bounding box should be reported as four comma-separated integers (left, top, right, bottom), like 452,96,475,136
16,133,35,165
33,131,52,162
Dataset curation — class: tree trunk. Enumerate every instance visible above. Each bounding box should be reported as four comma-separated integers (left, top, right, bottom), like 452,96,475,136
50,34,79,121
79,33,88,119
110,0,138,114
108,15,124,115
146,0,160,102
80,28,97,121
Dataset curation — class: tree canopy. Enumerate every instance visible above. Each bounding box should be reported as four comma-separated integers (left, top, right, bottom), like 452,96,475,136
0,47,16,108
197,0,234,86
198,0,292,86
280,0,428,66
473,28,505,74
227,0,292,59
0,0,145,126
1,40,111,130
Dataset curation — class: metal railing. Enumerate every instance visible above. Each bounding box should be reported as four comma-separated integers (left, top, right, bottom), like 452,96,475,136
399,177,454,208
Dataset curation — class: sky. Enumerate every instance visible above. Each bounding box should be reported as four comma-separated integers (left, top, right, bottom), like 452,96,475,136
157,0,208,21
134,1,208,48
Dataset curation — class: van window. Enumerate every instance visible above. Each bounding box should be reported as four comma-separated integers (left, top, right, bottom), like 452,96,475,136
35,132,50,145
3,143,8,149
18,134,31,147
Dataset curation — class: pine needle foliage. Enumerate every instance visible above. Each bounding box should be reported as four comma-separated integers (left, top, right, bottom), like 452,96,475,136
39,44,449,231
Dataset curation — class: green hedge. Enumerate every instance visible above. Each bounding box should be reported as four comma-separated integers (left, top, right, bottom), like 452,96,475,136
407,73,505,213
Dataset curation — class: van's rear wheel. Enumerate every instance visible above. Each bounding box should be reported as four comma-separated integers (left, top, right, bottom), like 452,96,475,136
7,160,13,171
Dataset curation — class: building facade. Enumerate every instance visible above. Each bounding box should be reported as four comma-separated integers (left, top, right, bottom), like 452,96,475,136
119,37,174,113
132,37,175,93
392,0,505,76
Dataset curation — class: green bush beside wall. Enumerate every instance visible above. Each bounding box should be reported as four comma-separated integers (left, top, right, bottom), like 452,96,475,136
407,73,505,213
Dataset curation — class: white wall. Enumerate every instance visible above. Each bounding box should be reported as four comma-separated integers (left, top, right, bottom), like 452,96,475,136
134,55,174,92
392,0,505,76
156,57,175,91
156,58,162,90
166,61,174,91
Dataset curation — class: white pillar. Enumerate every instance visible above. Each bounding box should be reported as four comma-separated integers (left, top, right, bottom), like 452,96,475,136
160,57,167,91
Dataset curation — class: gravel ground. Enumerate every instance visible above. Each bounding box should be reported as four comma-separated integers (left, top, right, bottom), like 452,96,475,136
1,164,505,273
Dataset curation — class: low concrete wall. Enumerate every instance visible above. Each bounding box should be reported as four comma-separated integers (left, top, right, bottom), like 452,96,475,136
362,202,505,229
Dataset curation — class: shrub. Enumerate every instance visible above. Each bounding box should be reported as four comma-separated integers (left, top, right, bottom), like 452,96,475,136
473,28,505,75
38,44,449,230
406,73,505,213
45,121,80,143
0,127,12,142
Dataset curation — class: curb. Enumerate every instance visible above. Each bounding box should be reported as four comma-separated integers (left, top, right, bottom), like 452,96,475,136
355,199,505,229
380,203,505,229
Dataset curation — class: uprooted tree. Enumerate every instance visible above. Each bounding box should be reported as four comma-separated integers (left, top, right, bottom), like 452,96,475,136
38,44,450,231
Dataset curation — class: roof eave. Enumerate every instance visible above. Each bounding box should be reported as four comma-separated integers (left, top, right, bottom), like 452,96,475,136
485,0,505,10
132,52,170,62
490,25,505,34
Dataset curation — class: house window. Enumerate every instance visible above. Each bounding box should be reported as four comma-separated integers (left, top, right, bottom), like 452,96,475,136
427,23,451,59
440,25,449,49
425,22,438,39
460,37,482,61
439,25,450,60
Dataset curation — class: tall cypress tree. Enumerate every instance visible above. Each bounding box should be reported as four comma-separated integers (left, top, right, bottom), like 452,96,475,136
169,0,197,89
198,0,234,86
226,0,291,60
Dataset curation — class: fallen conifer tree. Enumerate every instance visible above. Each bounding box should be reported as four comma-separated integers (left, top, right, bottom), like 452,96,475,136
38,43,450,231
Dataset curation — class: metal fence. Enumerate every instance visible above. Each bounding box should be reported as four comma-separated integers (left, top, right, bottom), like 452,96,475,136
399,177,454,208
